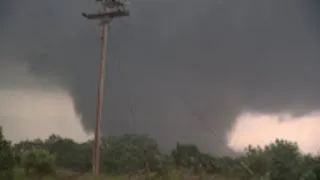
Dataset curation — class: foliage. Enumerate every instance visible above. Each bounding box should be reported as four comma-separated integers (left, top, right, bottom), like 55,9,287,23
0,126,14,180
240,139,320,180
21,148,56,179
14,134,92,173
2,126,320,180
44,134,92,172
102,134,162,175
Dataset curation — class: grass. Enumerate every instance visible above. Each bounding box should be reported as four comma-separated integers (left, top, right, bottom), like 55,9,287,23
14,168,140,180
13,168,238,180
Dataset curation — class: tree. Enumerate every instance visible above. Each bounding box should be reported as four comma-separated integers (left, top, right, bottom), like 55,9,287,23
241,139,303,180
0,126,14,180
44,134,92,172
102,134,162,175
171,143,201,168
13,138,44,167
7,129,320,179
21,148,56,180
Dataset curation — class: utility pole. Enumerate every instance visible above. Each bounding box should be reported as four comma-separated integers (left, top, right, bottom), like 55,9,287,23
82,0,129,176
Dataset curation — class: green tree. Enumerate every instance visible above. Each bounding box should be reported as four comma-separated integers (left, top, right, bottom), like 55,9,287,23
102,134,162,175
21,148,56,180
171,143,200,168
13,138,44,167
9,131,320,179
44,134,92,172
0,126,14,180
242,139,302,180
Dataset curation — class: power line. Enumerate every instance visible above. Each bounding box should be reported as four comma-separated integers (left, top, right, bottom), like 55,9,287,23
82,0,129,176
116,51,138,128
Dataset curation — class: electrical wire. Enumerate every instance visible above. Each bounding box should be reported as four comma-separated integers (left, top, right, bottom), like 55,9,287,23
115,50,138,129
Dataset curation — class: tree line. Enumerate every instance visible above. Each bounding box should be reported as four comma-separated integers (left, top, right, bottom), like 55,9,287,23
1,126,320,180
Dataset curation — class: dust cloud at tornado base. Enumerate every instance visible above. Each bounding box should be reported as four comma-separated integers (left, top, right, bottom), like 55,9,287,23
1,0,320,155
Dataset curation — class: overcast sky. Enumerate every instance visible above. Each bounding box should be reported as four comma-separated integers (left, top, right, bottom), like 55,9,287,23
1,0,320,155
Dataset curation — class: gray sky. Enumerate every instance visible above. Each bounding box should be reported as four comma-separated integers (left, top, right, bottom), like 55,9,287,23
1,0,320,155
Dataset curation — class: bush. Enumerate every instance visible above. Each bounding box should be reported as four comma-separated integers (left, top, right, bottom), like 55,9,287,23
0,126,14,180
21,148,56,180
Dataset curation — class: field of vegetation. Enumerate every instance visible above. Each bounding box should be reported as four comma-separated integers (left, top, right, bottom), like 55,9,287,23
1,126,320,180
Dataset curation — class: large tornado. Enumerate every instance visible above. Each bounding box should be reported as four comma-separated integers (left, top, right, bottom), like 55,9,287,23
1,0,320,155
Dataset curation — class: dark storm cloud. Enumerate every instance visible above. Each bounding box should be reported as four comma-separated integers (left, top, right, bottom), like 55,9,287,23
1,0,320,155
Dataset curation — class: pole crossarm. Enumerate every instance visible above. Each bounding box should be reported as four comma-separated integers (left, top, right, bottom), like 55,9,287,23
82,0,129,21
82,9,129,20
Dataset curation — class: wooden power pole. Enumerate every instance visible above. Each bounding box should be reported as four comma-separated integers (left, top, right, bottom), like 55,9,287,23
82,0,129,176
